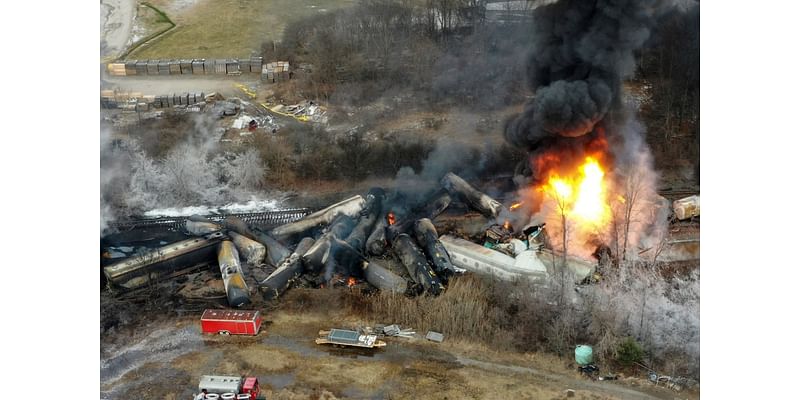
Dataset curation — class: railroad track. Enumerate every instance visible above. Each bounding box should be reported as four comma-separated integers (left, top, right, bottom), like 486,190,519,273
108,188,697,232
108,208,311,231
658,189,699,199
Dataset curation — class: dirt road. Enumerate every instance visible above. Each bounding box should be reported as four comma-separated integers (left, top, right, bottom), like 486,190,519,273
454,357,669,400
101,0,136,60
101,74,262,97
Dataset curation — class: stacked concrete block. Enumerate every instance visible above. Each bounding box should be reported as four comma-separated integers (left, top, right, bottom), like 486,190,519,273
192,59,205,74
226,59,241,75
180,59,193,74
169,60,181,74
147,60,159,75
250,56,263,73
135,60,148,75
158,60,170,75
213,59,225,74
124,61,137,76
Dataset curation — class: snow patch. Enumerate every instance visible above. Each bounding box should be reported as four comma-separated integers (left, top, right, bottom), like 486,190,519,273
144,199,282,218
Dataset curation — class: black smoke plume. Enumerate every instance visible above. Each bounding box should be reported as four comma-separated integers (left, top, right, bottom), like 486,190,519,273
504,0,668,152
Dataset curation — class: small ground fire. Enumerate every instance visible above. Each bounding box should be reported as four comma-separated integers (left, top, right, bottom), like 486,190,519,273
387,212,396,226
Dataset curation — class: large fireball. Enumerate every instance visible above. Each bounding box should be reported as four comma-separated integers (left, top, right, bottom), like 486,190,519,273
541,156,611,229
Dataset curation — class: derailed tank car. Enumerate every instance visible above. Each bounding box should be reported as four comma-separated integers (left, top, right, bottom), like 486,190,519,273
217,240,252,307
103,232,225,291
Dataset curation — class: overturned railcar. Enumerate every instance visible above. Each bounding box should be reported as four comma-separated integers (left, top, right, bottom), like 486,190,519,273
439,235,548,282
103,232,225,291
217,240,252,307
260,237,316,300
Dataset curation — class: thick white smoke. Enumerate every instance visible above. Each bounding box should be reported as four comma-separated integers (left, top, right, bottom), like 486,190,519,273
100,114,280,233
606,111,671,261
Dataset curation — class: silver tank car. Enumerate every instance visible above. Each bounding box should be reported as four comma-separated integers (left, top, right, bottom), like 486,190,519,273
270,195,365,241
261,237,316,300
185,215,223,236
229,231,266,266
441,172,503,218
217,240,251,307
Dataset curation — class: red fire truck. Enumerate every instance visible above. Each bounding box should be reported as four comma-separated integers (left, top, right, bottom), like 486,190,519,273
200,309,262,335
195,375,260,399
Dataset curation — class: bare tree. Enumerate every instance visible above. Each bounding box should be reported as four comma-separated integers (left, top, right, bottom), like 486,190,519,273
127,148,163,211
218,148,266,190
545,181,572,306
254,134,294,186
612,165,649,263
548,182,570,266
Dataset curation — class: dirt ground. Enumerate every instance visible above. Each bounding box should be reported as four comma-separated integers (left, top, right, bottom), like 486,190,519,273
101,74,262,97
101,0,136,60
100,283,697,400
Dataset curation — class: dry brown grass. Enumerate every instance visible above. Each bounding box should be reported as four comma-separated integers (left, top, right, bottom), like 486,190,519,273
347,275,508,345
234,346,299,373
269,389,339,400
441,339,572,376
295,358,400,390
171,351,210,373
455,367,548,400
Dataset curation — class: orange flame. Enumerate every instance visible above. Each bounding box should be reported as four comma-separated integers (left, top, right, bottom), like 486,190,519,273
503,220,511,231
347,277,357,287
541,156,611,229
510,202,523,210
387,212,396,226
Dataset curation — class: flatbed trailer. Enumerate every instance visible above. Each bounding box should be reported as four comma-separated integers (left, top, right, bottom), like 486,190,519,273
315,329,386,348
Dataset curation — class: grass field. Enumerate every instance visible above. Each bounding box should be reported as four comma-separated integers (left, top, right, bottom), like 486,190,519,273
127,0,355,60
119,2,175,59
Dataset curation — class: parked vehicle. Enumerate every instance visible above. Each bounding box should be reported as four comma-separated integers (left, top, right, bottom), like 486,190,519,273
194,375,260,399
200,309,262,336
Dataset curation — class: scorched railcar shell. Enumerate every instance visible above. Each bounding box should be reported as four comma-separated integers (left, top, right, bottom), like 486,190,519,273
200,309,262,335
102,232,224,290
439,235,548,282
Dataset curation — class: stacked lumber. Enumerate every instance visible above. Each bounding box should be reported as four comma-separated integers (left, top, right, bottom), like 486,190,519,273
262,61,290,83
107,63,126,76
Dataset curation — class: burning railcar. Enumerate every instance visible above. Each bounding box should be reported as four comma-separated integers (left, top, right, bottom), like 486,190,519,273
102,164,690,308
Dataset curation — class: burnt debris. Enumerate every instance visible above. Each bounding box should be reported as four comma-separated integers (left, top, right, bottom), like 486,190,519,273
102,172,604,306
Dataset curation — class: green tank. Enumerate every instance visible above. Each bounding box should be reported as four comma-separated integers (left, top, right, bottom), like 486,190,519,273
575,345,593,366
